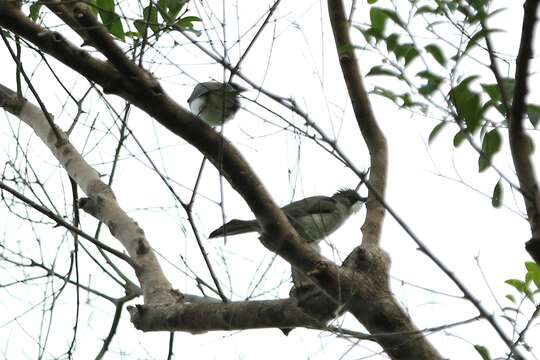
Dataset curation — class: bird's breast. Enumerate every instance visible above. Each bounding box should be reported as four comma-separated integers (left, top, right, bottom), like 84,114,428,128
292,212,345,243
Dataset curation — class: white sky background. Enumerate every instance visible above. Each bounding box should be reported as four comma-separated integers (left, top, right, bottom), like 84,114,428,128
0,0,539,359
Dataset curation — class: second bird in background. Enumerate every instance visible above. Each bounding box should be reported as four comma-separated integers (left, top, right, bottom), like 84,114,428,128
187,81,246,126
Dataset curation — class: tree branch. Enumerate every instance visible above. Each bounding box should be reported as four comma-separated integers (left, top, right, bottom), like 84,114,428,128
327,0,387,248
0,82,174,305
327,1,442,359
508,0,540,263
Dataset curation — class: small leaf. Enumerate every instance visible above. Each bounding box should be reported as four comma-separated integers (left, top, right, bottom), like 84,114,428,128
366,66,401,77
466,29,502,52
29,3,43,21
425,44,446,66
453,129,466,147
399,93,424,109
449,76,484,133
505,294,516,303
525,262,540,290
527,104,540,127
371,86,398,102
474,344,491,360
143,5,159,34
428,122,446,144
368,0,378,4
505,279,527,293
492,179,502,208
379,9,404,28
481,78,515,116
370,7,388,37
478,156,489,172
395,43,419,66
414,5,437,16
385,33,400,52
417,70,443,96
482,129,502,156
175,16,202,33
96,0,125,41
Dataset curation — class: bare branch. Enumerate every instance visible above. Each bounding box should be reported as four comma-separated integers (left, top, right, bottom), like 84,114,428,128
327,0,387,248
508,0,540,263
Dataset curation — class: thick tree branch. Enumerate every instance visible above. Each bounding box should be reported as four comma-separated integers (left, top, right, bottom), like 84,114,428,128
129,298,324,332
508,0,540,264
327,1,442,359
0,82,174,305
327,0,387,248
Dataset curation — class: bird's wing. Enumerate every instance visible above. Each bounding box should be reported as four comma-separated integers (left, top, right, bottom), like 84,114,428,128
281,196,338,218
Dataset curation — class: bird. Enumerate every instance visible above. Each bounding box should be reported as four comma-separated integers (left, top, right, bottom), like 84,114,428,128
208,189,366,243
187,81,246,126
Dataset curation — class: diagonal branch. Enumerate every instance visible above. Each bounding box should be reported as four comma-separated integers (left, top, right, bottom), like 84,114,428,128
0,81,174,305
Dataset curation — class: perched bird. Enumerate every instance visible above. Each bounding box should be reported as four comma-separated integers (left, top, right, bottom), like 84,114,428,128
187,81,246,126
209,189,366,243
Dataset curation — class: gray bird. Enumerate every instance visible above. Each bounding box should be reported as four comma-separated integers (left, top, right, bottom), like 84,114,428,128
187,81,246,126
209,189,366,243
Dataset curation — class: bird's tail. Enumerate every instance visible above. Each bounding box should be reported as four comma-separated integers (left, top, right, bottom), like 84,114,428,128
208,219,259,238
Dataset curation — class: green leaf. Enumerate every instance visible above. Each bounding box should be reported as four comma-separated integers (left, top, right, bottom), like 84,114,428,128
370,7,388,37
143,5,159,34
505,279,527,293
134,20,146,37
428,122,446,144
395,43,419,66
366,66,401,77
505,294,516,303
481,79,515,103
368,0,378,4
29,3,43,21
168,0,188,18
492,179,502,208
385,33,400,52
371,86,398,102
399,93,424,109
379,8,404,28
466,29,501,52
525,262,540,290
478,156,489,172
96,0,125,41
474,345,491,360
449,76,484,133
108,16,125,40
479,129,501,172
414,5,437,16
527,104,540,127
417,70,443,96
425,44,446,66
482,129,502,156
453,129,466,147
175,16,201,33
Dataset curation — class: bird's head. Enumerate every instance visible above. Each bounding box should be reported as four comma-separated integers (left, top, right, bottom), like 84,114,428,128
228,82,247,93
333,188,366,212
